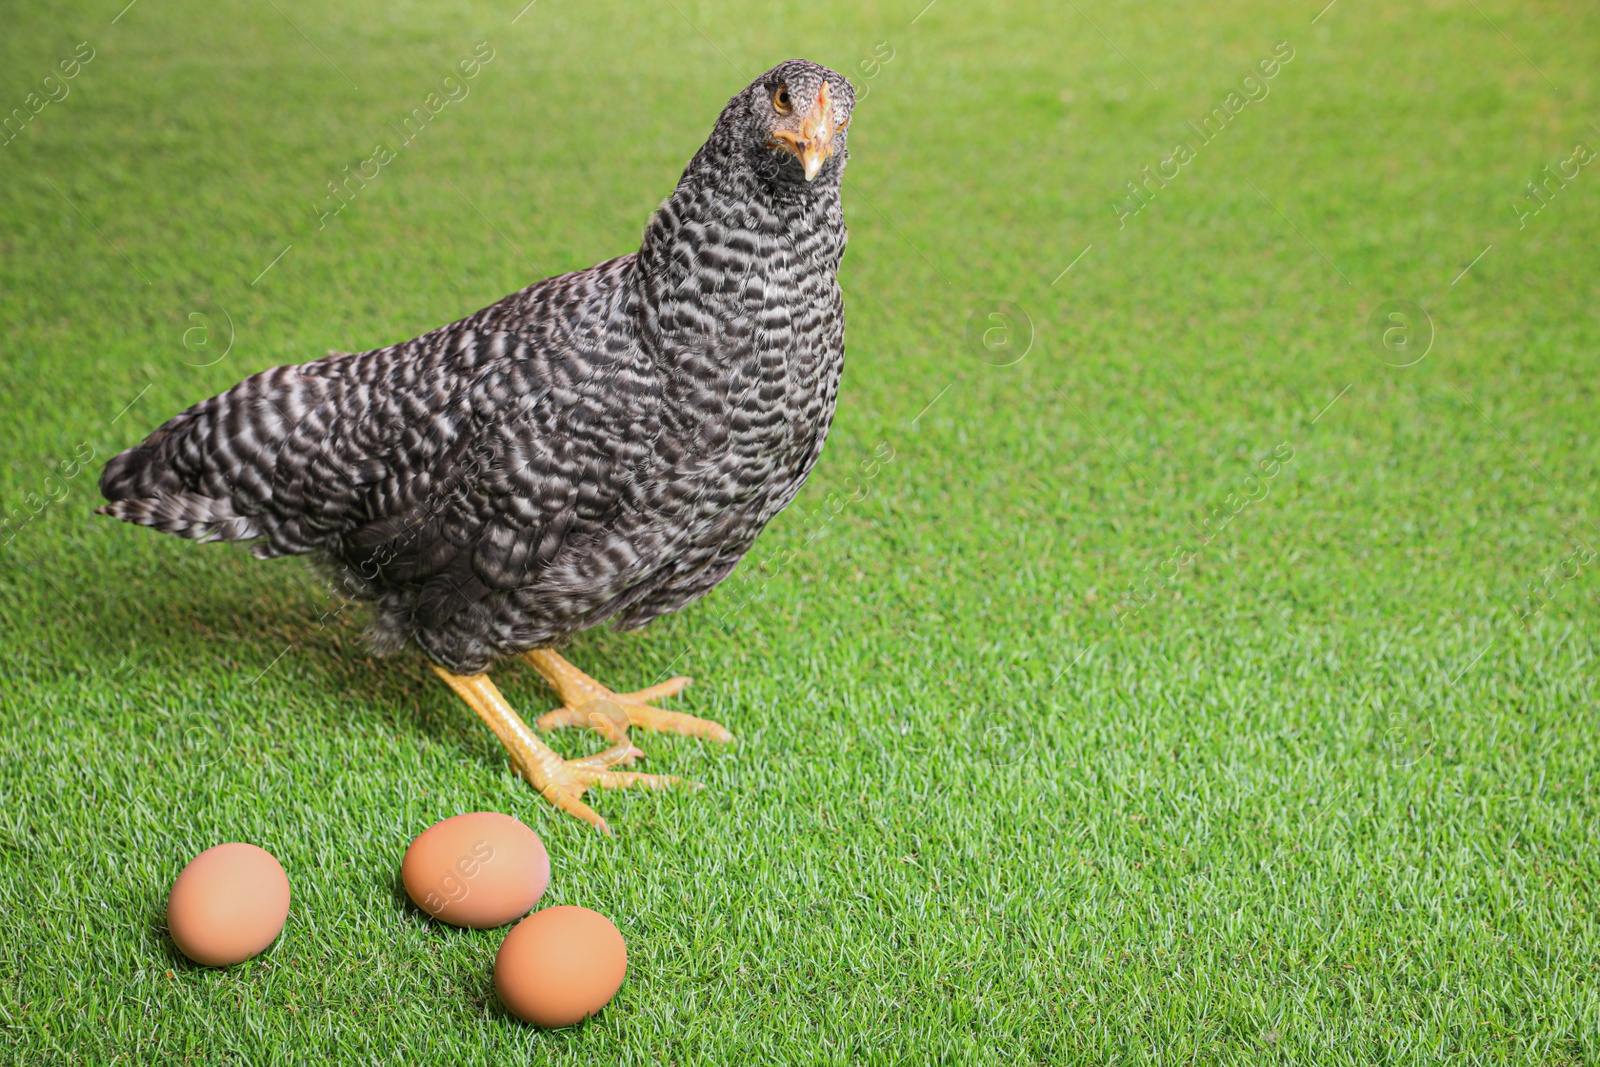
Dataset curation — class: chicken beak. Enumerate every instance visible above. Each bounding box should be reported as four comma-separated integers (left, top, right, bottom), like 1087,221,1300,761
797,82,834,181
774,81,842,182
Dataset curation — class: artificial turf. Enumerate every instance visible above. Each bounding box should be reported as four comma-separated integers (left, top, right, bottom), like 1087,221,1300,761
3,0,1599,1062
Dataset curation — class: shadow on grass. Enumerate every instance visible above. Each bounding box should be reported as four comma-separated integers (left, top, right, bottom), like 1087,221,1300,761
5,525,704,778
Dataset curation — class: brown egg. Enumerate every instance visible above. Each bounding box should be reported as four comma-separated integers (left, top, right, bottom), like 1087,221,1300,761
495,906,628,1027
401,812,550,928
166,842,290,967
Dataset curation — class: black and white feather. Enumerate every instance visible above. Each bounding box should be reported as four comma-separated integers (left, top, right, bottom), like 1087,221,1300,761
99,59,855,673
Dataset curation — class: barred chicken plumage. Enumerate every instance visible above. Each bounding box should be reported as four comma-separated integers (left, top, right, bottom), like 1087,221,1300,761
99,59,856,831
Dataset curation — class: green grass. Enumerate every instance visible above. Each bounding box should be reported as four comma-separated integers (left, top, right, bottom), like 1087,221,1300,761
3,0,1599,1062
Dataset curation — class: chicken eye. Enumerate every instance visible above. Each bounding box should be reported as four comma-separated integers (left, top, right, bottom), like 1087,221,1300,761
773,86,792,114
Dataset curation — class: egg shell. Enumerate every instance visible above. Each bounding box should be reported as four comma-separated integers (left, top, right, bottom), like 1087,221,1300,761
495,906,628,1027
401,812,550,929
166,842,290,967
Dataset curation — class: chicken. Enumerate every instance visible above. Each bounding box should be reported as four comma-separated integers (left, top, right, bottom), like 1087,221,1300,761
98,59,856,832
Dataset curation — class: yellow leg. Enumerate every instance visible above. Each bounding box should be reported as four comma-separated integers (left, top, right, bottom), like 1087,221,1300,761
522,649,733,744
431,665,692,835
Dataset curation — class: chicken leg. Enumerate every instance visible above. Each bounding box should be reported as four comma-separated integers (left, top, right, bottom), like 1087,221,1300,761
522,649,733,744
432,665,690,834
